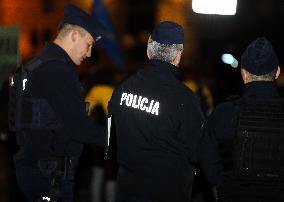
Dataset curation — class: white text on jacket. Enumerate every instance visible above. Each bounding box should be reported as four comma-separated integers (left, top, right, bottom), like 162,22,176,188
120,92,160,116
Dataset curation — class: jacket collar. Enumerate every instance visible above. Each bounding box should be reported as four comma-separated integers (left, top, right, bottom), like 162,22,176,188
42,42,76,67
243,81,280,98
148,59,180,79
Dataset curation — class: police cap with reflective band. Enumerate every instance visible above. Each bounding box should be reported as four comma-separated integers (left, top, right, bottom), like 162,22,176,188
151,21,184,45
241,37,278,75
63,4,104,41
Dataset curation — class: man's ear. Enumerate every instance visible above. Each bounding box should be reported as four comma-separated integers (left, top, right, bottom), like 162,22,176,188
241,68,249,83
146,37,151,59
147,46,150,59
275,66,281,80
173,51,182,66
71,30,78,43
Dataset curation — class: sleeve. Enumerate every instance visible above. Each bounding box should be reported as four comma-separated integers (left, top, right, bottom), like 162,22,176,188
107,86,120,116
199,103,236,186
105,86,120,157
199,112,223,186
179,94,205,164
41,62,105,147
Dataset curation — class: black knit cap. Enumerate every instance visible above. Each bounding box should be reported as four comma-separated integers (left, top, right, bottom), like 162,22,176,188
63,4,105,41
241,37,278,75
151,21,184,45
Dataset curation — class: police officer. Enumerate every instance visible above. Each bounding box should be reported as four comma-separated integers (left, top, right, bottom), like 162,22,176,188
108,21,204,202
10,4,105,202
200,37,284,202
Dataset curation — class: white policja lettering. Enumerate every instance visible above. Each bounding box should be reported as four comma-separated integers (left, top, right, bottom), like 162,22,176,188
120,92,159,115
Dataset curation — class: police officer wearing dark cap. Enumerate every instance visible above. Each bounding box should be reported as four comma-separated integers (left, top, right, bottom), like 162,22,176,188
108,21,204,202
9,4,105,202
200,37,284,202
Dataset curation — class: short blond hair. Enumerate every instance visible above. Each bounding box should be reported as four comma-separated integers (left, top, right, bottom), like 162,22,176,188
57,23,87,39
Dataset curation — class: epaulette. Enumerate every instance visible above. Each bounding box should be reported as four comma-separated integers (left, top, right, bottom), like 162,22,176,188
24,52,66,73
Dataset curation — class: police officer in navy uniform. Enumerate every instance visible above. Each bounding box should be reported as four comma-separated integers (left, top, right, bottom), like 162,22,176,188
10,4,105,202
200,37,284,202
108,21,204,202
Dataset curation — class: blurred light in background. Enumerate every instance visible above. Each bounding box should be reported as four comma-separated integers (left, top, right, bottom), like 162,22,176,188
192,0,237,15
222,53,234,64
221,53,238,68
231,59,238,68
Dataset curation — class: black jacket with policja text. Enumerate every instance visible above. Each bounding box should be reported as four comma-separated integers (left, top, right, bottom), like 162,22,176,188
108,59,204,202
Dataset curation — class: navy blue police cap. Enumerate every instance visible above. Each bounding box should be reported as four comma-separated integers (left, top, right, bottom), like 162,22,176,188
151,21,184,45
241,37,278,75
63,4,104,41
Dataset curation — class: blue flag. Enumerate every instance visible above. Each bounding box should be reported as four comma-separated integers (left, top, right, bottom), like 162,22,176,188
92,0,124,69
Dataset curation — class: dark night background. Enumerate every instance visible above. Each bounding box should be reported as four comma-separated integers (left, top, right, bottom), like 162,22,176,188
0,0,284,201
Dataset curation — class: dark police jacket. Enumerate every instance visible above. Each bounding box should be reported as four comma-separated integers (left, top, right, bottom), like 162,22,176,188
108,59,204,202
200,81,284,201
15,42,104,164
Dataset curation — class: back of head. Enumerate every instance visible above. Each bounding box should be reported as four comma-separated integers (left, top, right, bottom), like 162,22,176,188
241,37,278,76
147,21,184,64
